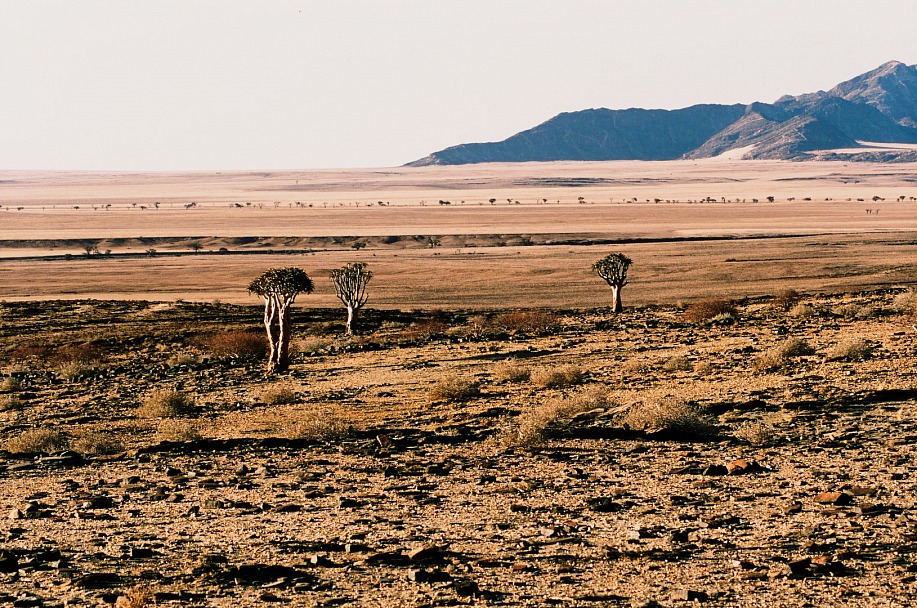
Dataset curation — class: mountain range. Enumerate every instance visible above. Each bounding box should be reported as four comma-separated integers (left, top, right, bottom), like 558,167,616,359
407,60,917,166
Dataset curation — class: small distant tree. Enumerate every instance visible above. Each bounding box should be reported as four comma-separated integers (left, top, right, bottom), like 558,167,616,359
248,267,314,373
329,262,373,335
189,242,203,254
592,253,632,314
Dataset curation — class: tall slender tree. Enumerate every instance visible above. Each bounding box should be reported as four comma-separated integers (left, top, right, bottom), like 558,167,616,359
329,262,372,335
592,253,632,314
248,267,314,373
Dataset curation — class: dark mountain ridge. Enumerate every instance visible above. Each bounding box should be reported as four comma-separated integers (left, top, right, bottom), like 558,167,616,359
409,60,917,165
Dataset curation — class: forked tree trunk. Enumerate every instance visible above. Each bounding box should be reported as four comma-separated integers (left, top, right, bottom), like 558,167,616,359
611,285,623,314
263,296,293,373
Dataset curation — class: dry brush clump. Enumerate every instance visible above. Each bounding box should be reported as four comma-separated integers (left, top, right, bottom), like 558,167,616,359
286,408,350,442
621,399,717,440
833,302,876,320
199,330,266,358
683,299,738,324
0,393,23,412
892,289,917,317
771,288,801,311
492,310,562,337
661,355,693,372
429,374,481,403
507,387,615,449
71,431,126,455
4,428,69,454
115,586,153,608
0,376,22,392
754,337,815,371
787,302,818,318
531,365,584,389
137,388,195,418
255,383,299,406
825,338,874,362
734,419,776,446
156,419,203,442
491,360,531,383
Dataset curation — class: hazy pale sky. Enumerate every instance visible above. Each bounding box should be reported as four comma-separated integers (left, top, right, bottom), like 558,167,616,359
1,0,915,170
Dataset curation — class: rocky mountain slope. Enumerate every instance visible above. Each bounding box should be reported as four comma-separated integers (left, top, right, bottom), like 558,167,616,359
409,61,917,165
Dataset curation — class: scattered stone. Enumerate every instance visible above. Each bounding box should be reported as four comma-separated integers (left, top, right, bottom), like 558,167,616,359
671,589,708,602
814,491,853,505
407,544,442,562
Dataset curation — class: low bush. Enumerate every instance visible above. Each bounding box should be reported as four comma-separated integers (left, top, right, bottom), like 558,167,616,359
256,384,298,406
508,387,614,449
683,299,737,323
661,355,693,372
787,302,817,318
287,409,349,442
825,339,874,362
734,420,775,446
429,375,481,403
531,365,584,389
833,303,875,320
201,330,266,358
492,310,562,337
156,419,202,442
0,376,22,392
72,432,125,455
771,289,801,311
137,388,195,418
491,360,531,383
892,290,917,317
622,400,717,440
0,394,23,411
755,337,815,371
4,428,69,454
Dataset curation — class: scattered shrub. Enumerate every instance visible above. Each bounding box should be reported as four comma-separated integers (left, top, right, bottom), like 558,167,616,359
492,360,531,383
56,360,93,381
825,339,874,362
771,289,801,311
156,419,202,442
287,409,349,442
9,344,53,361
115,585,153,608
201,330,266,358
694,360,715,375
734,420,775,446
507,387,614,449
429,375,481,403
787,302,817,318
137,389,195,418
0,394,23,411
72,432,125,455
51,343,103,365
622,400,717,440
683,299,737,323
493,310,561,336
256,384,298,406
833,303,875,320
892,290,917,317
755,337,815,371
661,355,693,372
4,428,69,454
400,318,450,343
622,359,654,374
0,376,22,392
531,365,584,389
293,335,333,355
166,352,198,367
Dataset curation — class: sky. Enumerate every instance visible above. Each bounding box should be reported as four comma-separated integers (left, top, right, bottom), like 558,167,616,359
1,0,916,170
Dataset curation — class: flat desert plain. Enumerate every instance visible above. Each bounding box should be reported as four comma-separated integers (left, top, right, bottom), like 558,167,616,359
3,160,917,608
1,159,917,306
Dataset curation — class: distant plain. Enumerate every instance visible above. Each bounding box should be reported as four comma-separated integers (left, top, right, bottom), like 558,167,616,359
2,159,916,306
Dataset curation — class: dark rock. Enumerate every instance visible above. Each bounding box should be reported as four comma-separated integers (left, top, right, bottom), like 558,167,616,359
702,465,728,476
671,589,708,602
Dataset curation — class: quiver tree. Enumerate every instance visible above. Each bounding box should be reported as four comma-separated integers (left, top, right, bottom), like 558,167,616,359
248,267,314,373
329,262,373,335
592,253,632,314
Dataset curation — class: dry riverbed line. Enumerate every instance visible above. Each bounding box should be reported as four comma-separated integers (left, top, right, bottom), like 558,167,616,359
2,290,917,606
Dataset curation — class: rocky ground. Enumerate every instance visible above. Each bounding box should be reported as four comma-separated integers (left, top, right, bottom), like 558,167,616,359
1,291,917,607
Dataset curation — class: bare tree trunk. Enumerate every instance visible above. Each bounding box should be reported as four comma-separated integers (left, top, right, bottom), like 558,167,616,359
612,285,623,314
263,296,280,373
345,305,355,335
276,303,292,372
